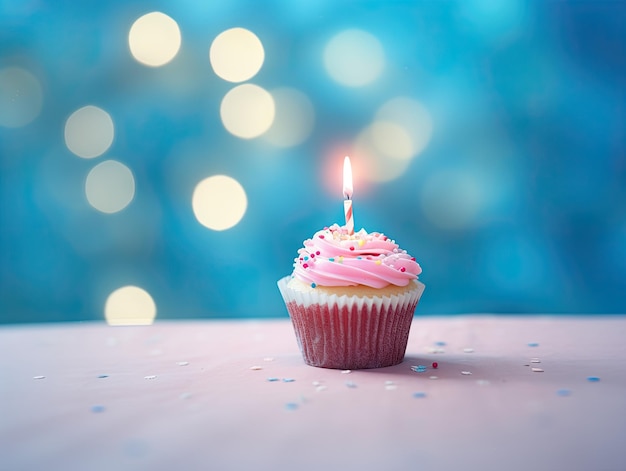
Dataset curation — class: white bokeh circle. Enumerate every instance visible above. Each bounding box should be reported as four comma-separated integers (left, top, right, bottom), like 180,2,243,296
210,27,265,83
128,12,181,67
85,160,135,213
65,105,114,159
220,84,275,139
192,175,247,231
105,285,156,326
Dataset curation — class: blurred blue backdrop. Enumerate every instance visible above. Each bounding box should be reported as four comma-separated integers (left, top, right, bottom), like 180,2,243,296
1,0,625,324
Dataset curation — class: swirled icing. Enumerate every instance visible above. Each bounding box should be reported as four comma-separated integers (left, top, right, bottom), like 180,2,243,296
292,224,422,289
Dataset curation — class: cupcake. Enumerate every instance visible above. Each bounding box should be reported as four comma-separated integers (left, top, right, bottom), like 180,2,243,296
277,223,424,369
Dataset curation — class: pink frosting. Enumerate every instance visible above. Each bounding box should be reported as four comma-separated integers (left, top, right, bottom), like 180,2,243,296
292,224,422,289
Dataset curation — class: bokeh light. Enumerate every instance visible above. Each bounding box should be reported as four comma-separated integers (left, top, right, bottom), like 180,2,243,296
263,87,315,148
105,286,156,326
210,27,265,83
420,169,484,230
128,12,181,67
375,97,433,159
352,124,411,183
324,29,385,87
192,175,247,231
0,67,43,128
85,160,136,214
220,84,275,139
64,105,114,159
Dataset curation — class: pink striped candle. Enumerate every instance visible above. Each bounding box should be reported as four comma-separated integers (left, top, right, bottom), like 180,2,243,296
343,156,354,235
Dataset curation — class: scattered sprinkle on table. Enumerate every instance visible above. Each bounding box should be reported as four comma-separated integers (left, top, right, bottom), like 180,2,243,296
385,380,397,390
432,362,438,369
345,381,357,388
285,402,299,411
528,342,539,347
266,377,280,382
282,378,295,383
476,379,490,386
97,374,109,379
413,392,427,398
435,341,447,346
429,376,438,380
177,361,189,366
91,405,106,413
249,366,262,371
461,371,472,375
557,389,571,397
341,370,352,374
463,348,474,353
411,365,427,373
144,375,157,380
530,358,541,364
531,368,544,373
315,385,328,392
587,376,601,382
263,357,274,362
33,375,46,380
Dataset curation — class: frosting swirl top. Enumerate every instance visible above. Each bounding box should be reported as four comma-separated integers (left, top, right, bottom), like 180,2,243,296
292,224,422,289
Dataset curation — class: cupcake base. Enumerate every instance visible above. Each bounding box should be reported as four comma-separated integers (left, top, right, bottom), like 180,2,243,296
278,276,425,369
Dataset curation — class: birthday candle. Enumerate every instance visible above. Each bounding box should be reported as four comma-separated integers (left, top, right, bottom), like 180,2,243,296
343,156,354,235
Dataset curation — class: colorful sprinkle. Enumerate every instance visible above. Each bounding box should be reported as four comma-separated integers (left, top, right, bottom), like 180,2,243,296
341,370,352,374
400,267,406,272
91,405,106,413
587,376,601,382
412,392,427,398
461,371,472,375
311,282,317,288
177,361,189,366
144,375,157,380
411,365,427,373
528,342,539,347
429,376,438,380
557,389,571,397
267,377,280,382
98,374,109,378
531,368,544,373
530,358,541,364
285,402,299,410
302,263,308,268
375,260,382,265
435,341,447,347
345,381,357,388
432,362,438,369
349,246,355,251
282,378,295,383
318,235,324,239
249,366,263,371
329,258,335,262
33,376,46,380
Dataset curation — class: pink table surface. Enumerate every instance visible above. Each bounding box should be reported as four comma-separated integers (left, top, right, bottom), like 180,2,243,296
1,315,625,471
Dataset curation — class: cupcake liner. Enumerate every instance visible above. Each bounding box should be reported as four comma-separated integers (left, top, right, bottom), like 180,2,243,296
277,276,425,369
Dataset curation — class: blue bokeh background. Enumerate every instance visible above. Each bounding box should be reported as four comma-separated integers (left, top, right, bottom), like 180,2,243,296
1,0,625,324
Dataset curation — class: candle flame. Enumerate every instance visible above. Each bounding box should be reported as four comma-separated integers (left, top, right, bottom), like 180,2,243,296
343,156,353,199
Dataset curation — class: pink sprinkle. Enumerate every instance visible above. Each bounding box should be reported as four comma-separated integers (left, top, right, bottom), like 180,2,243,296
349,246,355,251
432,362,438,369
316,251,320,255
319,235,325,239
400,267,406,272
310,253,315,258
303,263,308,268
